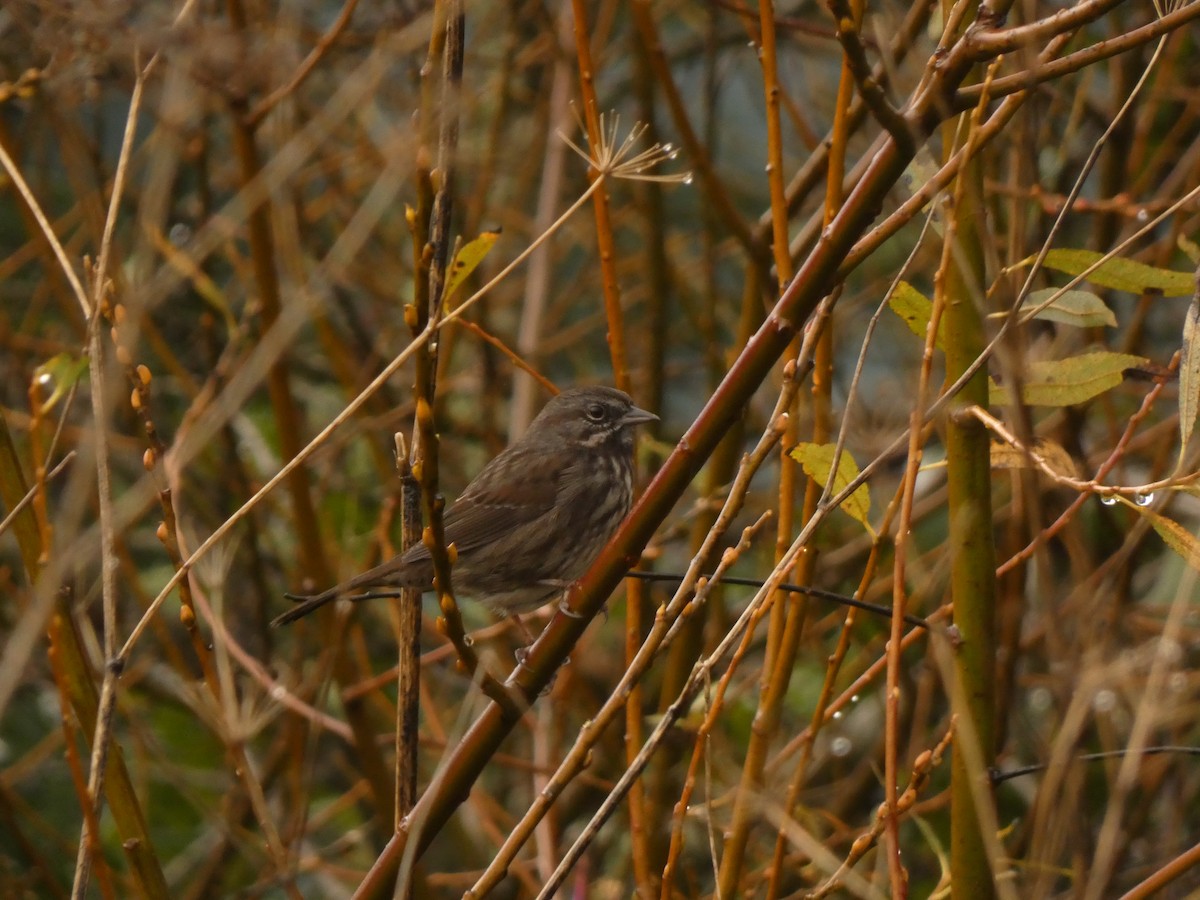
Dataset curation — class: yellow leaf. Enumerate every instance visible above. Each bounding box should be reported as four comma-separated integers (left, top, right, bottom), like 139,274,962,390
990,439,1078,479
789,443,874,536
990,352,1147,407
888,282,945,351
1032,249,1193,297
1126,501,1200,573
444,229,500,307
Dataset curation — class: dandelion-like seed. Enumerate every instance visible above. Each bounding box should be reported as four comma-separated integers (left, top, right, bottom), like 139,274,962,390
559,109,692,184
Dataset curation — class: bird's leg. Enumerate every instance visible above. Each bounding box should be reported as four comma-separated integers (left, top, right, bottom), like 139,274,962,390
510,613,539,669
509,614,535,643
554,586,609,621
509,615,570,690
556,599,585,619
541,580,585,619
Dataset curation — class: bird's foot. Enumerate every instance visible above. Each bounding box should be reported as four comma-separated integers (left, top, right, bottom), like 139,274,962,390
557,600,584,620
557,594,585,619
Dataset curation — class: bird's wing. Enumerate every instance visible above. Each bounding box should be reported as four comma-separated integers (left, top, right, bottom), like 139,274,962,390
403,449,562,560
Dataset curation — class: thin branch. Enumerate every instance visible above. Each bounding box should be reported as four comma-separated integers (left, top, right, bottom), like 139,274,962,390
955,0,1200,106
824,0,915,152
0,141,91,315
0,450,75,541
570,0,630,394
71,61,149,900
992,746,1200,785
246,0,362,126
965,0,1131,58
625,572,931,630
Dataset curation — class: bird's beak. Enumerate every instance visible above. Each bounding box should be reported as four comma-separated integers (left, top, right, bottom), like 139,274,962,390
620,405,659,426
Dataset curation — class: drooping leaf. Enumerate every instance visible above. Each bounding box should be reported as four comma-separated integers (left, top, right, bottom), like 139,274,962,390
888,281,945,350
443,229,501,307
1126,500,1200,573
789,442,874,536
33,353,89,414
990,352,1148,407
1179,270,1200,463
1035,249,1193,297
1017,288,1116,328
990,439,1078,479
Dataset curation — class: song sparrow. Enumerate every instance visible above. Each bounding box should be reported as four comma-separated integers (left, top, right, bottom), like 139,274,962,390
273,386,657,626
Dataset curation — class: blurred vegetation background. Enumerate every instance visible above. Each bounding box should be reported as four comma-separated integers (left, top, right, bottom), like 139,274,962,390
2,0,1200,897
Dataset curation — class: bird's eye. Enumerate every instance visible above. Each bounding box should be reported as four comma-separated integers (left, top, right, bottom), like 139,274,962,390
586,403,606,422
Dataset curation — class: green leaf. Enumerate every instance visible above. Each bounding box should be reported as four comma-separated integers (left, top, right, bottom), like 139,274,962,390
1017,288,1116,328
789,442,874,536
989,351,1147,407
888,281,945,350
444,229,500,307
33,353,89,414
1037,249,1193,297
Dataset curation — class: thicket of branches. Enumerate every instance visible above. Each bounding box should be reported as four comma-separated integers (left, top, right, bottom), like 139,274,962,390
2,0,1200,897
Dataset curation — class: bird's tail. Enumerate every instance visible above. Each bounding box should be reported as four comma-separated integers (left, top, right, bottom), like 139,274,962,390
271,588,342,627
273,555,423,626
